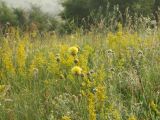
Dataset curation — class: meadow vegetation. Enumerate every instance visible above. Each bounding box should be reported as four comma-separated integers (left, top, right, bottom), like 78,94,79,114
0,24,160,120
0,0,160,120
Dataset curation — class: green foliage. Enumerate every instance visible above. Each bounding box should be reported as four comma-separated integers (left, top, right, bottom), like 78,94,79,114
0,1,58,32
0,26,160,120
61,0,90,27
14,8,28,27
109,0,154,15
61,0,159,30
28,6,50,31
0,2,18,25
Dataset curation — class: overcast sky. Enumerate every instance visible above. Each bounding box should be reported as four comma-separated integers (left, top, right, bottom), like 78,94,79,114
1,0,62,15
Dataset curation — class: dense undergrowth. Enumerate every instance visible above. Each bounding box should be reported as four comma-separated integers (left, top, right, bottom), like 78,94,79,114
0,25,160,120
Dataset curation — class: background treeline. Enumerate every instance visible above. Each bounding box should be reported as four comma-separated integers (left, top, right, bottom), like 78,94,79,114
0,0,160,33
61,0,160,32
0,1,59,33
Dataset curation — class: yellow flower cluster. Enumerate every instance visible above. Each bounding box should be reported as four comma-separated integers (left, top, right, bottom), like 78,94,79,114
105,104,121,120
16,41,26,73
0,27,159,120
150,101,157,111
71,66,82,75
150,100,160,115
96,84,106,102
68,46,79,56
1,41,15,74
88,92,96,120
128,115,137,120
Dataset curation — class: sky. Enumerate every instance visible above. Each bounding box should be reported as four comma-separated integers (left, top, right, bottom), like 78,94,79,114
1,0,62,15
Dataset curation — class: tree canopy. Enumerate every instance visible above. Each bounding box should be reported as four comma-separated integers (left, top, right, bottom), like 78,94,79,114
61,0,159,27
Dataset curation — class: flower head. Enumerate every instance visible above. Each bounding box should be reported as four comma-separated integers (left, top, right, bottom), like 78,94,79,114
71,66,82,75
74,58,79,64
128,115,137,120
150,100,157,111
68,46,79,56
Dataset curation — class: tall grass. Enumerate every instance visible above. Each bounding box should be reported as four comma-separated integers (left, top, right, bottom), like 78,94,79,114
0,25,160,120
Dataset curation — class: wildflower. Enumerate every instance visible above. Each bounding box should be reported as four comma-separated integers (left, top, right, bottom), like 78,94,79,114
74,58,79,64
61,115,71,120
112,110,121,120
47,52,59,74
17,41,26,73
34,53,46,67
150,100,157,111
68,46,79,56
60,74,65,79
96,84,106,102
81,73,85,78
88,92,96,120
1,40,15,75
71,66,82,75
56,57,61,63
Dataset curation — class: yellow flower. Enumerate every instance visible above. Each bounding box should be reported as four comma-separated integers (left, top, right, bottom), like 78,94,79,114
71,66,82,75
128,115,137,120
96,84,106,102
17,41,26,73
1,41,15,74
68,46,78,56
61,115,71,120
88,92,96,120
150,100,157,111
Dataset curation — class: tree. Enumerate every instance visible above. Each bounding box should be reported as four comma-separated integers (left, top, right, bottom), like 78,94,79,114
61,0,155,28
14,8,29,29
61,0,90,27
0,2,18,25
0,1,58,32
153,0,160,25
